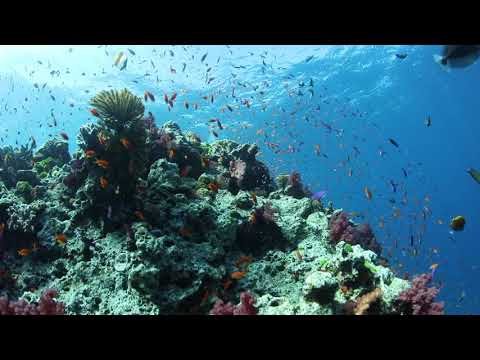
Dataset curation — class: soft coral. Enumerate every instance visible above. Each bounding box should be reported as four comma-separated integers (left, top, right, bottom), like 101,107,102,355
395,273,444,315
0,289,65,315
329,211,382,255
210,291,257,315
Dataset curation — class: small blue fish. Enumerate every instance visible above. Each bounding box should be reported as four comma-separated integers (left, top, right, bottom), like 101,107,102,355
311,191,327,201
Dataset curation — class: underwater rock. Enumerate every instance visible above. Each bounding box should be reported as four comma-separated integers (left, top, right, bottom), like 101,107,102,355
16,170,40,186
302,271,338,303
15,181,33,203
33,138,71,166
206,140,275,194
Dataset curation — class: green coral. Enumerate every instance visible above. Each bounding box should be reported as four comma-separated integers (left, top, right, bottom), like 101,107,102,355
33,157,58,176
363,260,378,274
15,181,33,202
89,88,145,132
344,243,353,254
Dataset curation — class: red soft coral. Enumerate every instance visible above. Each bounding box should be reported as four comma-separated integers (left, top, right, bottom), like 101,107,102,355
210,291,257,315
396,273,444,315
0,289,65,315
329,211,382,255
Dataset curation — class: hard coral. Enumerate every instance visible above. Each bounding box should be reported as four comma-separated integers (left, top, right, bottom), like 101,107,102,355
210,291,257,315
0,289,65,315
252,202,278,225
229,159,247,184
396,273,444,315
329,211,382,255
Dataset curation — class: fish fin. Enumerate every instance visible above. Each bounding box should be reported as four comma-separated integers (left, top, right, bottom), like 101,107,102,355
433,54,451,72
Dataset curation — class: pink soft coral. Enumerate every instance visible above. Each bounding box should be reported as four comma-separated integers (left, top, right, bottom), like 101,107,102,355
0,289,65,315
329,212,382,255
396,273,444,315
210,291,257,315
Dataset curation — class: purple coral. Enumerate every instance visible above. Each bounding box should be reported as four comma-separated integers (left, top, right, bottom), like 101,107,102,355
210,291,257,315
329,211,350,243
396,273,444,315
0,289,65,315
329,211,382,255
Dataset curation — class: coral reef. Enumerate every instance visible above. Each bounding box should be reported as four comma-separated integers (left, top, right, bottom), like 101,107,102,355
0,89,442,315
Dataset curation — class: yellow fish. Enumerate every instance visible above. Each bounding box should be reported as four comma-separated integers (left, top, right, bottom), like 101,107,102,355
450,216,466,231
114,52,125,67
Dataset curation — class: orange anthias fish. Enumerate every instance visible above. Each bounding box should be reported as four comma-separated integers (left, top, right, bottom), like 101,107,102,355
90,108,100,117
223,279,233,290
231,271,247,280
168,149,176,160
201,156,210,168
235,255,254,268
84,149,96,158
200,290,210,305
144,91,155,102
95,159,109,169
17,248,32,257
179,226,193,237
134,211,145,221
207,182,220,193
97,132,107,146
100,176,108,189
364,186,372,200
120,138,132,150
430,263,439,271
55,233,68,245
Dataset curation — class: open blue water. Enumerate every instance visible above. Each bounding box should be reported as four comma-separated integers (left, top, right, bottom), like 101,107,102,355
0,45,478,314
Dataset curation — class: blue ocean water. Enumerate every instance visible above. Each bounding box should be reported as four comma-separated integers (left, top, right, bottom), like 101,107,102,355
0,45,478,314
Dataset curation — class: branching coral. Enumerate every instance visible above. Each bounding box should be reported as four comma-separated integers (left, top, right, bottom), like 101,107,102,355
0,289,65,315
395,273,444,315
